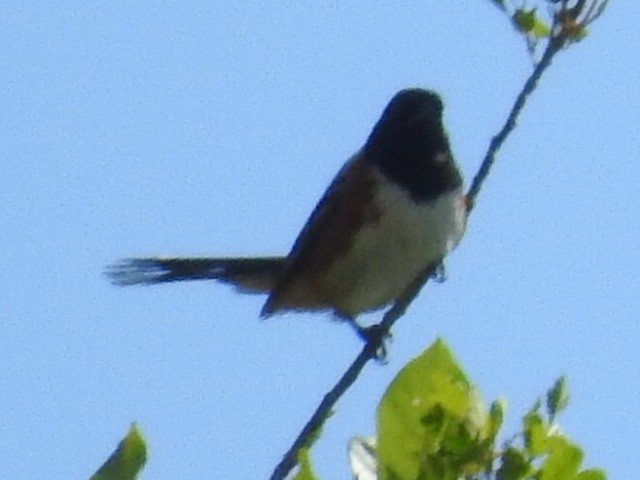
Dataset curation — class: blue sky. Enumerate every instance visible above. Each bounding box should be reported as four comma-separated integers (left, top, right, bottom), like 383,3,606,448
2,2,638,479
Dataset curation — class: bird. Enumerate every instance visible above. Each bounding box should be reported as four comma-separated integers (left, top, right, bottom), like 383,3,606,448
107,88,467,331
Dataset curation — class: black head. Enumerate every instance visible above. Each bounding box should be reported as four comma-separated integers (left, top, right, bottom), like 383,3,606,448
363,88,461,201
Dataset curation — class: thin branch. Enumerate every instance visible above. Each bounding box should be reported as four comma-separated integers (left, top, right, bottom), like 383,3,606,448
268,340,375,480
465,35,564,212
467,0,609,209
269,268,433,480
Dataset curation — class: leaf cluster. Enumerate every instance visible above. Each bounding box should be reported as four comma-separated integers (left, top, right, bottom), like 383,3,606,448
491,0,608,59
341,341,606,480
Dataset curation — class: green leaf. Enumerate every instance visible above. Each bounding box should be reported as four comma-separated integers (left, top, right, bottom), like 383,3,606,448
293,447,320,480
496,447,530,480
523,410,548,456
574,27,589,41
513,9,536,32
575,468,608,480
90,424,147,480
489,398,506,438
539,435,583,480
377,339,490,480
512,8,551,38
547,376,570,418
292,411,328,480
531,19,552,38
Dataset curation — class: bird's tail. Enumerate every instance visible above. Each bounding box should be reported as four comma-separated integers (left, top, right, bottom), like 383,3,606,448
105,256,286,293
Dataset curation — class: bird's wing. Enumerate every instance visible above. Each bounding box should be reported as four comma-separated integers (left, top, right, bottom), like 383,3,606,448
261,153,380,316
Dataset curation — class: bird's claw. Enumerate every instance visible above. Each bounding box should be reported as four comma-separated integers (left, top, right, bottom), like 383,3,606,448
357,323,393,363
431,263,447,283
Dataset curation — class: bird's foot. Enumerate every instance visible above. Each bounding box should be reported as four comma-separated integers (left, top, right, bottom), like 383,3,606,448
356,323,392,363
431,263,447,283
336,313,392,362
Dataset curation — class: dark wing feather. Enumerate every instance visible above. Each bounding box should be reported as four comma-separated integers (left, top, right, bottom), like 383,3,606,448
261,153,380,316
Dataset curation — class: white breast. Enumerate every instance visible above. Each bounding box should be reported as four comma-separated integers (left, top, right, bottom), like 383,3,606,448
326,167,466,317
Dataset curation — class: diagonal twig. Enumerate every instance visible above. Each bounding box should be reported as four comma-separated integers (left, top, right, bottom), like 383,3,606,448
269,268,432,480
465,36,564,212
